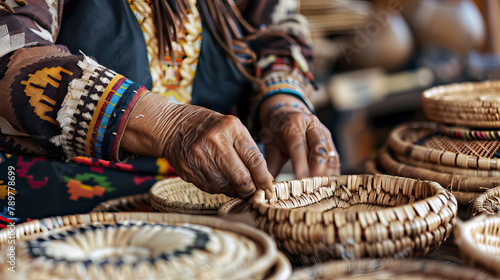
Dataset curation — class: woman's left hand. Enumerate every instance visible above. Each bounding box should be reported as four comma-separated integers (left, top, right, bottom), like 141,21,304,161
259,95,340,178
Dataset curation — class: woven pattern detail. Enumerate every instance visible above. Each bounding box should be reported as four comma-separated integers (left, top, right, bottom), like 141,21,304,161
422,136,500,158
455,215,500,277
249,174,457,265
421,80,500,128
150,177,232,215
472,187,500,215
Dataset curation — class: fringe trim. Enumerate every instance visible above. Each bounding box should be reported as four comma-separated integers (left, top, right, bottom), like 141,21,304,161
52,54,103,160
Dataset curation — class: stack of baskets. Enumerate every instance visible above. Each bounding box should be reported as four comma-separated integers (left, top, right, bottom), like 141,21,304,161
366,80,500,206
0,212,291,279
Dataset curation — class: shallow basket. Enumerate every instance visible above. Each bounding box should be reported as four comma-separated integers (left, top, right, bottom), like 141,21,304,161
150,177,232,214
0,212,283,280
472,186,500,215
387,122,500,171
91,193,151,213
421,80,500,128
377,145,483,205
455,215,500,276
290,259,493,280
248,174,457,265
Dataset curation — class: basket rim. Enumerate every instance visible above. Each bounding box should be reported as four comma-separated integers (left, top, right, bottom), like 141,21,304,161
387,122,500,171
0,212,278,280
90,192,151,213
422,80,500,103
290,258,494,279
455,215,500,275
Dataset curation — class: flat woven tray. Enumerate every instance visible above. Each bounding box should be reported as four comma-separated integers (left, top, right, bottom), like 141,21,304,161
472,186,500,215
455,215,500,276
91,193,151,212
0,212,280,280
421,80,500,128
388,122,500,171
377,146,484,205
290,259,494,280
248,174,457,265
150,177,232,215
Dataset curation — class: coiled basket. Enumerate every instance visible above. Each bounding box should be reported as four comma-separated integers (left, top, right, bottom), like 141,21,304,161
0,212,285,280
249,174,457,264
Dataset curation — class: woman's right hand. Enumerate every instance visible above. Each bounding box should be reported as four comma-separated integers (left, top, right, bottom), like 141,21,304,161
121,93,274,199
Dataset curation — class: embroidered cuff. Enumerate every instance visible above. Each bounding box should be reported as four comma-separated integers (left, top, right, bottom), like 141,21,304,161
52,55,148,162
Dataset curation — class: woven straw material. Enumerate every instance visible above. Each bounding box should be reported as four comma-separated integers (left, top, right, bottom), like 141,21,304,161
150,177,232,214
91,193,151,213
421,80,500,128
388,122,500,171
377,146,485,205
472,186,500,215
0,212,280,280
439,125,500,141
290,259,494,280
249,174,457,265
455,215,500,276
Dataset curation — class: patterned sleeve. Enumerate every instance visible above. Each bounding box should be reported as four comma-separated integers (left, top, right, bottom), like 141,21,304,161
0,0,149,162
240,0,315,134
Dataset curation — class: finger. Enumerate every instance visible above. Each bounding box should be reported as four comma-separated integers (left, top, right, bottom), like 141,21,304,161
284,130,310,178
306,126,330,176
265,144,288,177
322,126,341,175
214,146,258,199
234,136,274,199
202,168,238,197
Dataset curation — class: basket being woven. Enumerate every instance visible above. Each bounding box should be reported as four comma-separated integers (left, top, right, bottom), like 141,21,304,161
91,193,151,213
455,215,500,276
290,259,493,280
388,122,500,171
421,80,500,128
472,186,500,215
249,174,457,264
0,212,280,280
150,177,232,214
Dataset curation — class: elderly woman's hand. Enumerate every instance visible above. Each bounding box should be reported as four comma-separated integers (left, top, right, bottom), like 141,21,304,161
259,95,340,178
122,93,274,199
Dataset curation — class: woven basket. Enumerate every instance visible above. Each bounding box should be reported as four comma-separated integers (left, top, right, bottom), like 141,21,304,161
455,215,500,276
248,174,457,264
472,186,500,215
377,146,483,205
0,212,280,280
150,177,232,214
421,80,500,128
387,122,500,171
91,193,151,213
290,259,494,280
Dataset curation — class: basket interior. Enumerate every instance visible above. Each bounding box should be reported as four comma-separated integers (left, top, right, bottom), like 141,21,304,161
269,175,435,213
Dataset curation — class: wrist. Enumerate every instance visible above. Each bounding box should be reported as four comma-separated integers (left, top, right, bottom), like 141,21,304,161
259,95,311,128
121,93,177,158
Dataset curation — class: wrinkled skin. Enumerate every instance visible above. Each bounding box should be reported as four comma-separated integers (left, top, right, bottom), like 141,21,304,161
122,93,274,199
260,99,341,178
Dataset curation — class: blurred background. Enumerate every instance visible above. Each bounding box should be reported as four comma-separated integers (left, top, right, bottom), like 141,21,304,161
291,0,500,174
